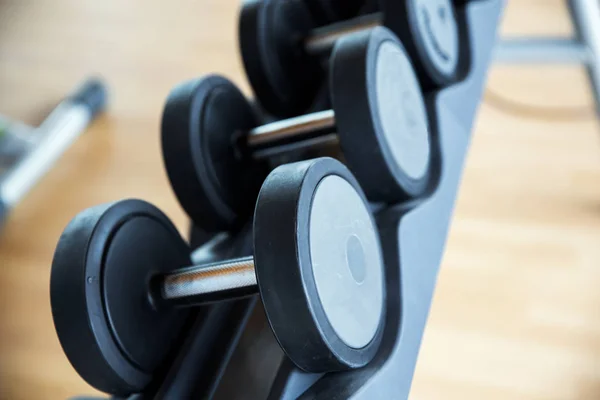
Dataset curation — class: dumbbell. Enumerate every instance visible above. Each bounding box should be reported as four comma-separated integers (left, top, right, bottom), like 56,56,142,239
303,0,367,25
240,0,460,117
163,27,432,233
0,78,107,231
50,158,386,396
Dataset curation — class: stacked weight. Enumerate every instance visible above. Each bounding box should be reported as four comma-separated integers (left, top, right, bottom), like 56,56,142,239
50,0,466,397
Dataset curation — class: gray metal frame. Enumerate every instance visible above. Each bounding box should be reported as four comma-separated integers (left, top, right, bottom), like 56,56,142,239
495,0,600,116
209,1,505,398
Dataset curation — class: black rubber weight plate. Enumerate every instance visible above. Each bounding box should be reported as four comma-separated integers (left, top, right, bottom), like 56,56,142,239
331,27,432,202
254,158,385,372
251,0,323,117
303,0,366,24
383,0,460,89
50,200,191,396
161,75,267,232
239,1,274,115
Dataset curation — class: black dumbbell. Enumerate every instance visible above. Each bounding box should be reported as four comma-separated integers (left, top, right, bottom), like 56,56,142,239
303,0,367,25
163,27,432,233
240,0,460,117
50,158,386,396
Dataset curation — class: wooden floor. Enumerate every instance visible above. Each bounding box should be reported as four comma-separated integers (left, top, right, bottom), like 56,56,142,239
0,1,599,399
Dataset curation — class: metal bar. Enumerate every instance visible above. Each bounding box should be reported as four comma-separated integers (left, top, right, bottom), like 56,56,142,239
162,256,257,301
0,102,91,208
247,109,336,148
494,0,600,117
569,0,600,116
252,133,339,160
304,13,382,56
494,38,591,64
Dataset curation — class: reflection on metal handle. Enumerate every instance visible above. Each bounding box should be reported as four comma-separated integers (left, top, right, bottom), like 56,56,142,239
162,256,257,301
0,103,91,207
570,0,600,116
0,78,107,209
494,38,591,64
248,109,336,148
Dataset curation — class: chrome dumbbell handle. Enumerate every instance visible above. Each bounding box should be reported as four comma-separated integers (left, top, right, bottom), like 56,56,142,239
160,256,257,307
0,79,107,212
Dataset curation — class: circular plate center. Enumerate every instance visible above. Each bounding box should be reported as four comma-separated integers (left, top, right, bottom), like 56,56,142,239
308,175,384,349
376,41,431,180
346,235,367,284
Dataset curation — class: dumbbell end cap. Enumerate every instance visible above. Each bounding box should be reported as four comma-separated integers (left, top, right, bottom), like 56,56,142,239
332,26,433,202
51,200,189,396
161,75,267,233
68,77,108,118
254,157,386,373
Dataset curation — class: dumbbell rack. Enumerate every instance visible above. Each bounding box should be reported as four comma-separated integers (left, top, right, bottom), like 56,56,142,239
109,1,502,399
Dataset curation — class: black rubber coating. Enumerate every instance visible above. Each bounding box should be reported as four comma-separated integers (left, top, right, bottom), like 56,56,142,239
383,0,460,89
50,200,191,396
360,0,381,14
331,27,431,202
254,157,385,372
161,75,267,233
239,1,272,115
68,77,108,118
239,0,324,117
304,0,366,24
